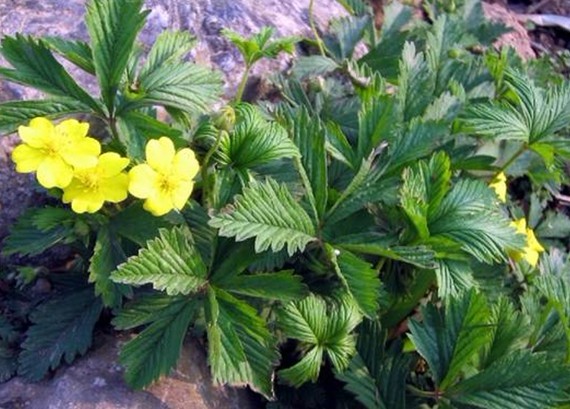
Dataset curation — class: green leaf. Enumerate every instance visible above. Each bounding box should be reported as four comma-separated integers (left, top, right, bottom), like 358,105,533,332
408,290,490,389
207,289,279,398
292,56,339,79
0,35,99,112
337,354,385,409
111,226,208,295
112,202,171,247
138,31,196,80
221,270,308,302
430,179,524,264
2,207,77,257
286,107,328,218
278,295,362,386
0,98,87,134
218,104,299,170
0,344,17,382
44,37,95,74
356,94,395,164
223,27,297,66
447,351,570,409
118,296,197,389
209,179,316,256
324,15,370,60
327,246,382,318
134,62,222,114
435,259,477,299
85,0,148,110
89,225,130,308
18,288,103,381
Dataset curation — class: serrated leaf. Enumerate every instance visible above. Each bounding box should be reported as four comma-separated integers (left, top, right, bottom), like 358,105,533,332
447,350,570,409
327,246,382,318
356,94,395,164
0,35,99,112
337,354,385,409
221,270,308,302
278,295,362,385
292,56,338,79
286,107,328,218
85,0,148,110
0,98,87,134
408,290,490,389
209,179,316,256
207,289,279,398
218,104,299,170
43,37,95,74
0,344,17,382
138,31,196,80
119,296,197,388
324,15,370,60
18,288,103,381
435,259,477,299
89,225,130,308
111,226,208,295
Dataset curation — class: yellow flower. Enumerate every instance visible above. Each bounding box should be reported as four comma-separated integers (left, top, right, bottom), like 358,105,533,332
12,117,101,188
128,137,199,216
62,152,130,214
489,172,507,203
510,218,545,267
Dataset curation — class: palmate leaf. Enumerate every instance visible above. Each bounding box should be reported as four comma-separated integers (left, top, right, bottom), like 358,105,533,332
277,295,362,386
134,62,222,114
447,350,570,409
0,98,87,134
408,290,491,389
138,31,196,80
207,289,279,398
327,246,382,318
115,295,198,389
111,226,208,296
218,104,299,170
463,70,570,143
85,0,148,110
18,287,103,381
223,26,297,66
220,270,308,302
209,178,316,256
0,35,99,112
429,179,524,264
89,225,130,308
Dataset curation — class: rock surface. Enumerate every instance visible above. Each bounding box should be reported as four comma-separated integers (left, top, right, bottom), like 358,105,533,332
0,335,255,409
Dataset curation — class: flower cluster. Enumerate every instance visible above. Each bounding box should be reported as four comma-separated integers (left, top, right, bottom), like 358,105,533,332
12,118,199,216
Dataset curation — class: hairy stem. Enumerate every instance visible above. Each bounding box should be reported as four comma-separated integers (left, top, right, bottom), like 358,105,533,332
234,65,252,103
201,130,224,208
309,0,326,56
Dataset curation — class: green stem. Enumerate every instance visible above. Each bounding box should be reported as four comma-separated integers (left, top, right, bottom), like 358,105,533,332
407,385,436,399
201,130,224,208
234,64,252,103
494,143,527,178
309,0,326,56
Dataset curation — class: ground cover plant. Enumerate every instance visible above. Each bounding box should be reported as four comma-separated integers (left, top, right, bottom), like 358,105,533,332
1,0,570,407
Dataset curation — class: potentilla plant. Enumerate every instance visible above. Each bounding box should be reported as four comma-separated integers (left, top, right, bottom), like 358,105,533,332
1,0,570,408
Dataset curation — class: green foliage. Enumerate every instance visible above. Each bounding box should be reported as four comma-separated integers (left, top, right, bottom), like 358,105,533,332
1,0,570,407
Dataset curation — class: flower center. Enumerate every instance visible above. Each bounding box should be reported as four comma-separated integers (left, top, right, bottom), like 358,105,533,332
157,173,180,195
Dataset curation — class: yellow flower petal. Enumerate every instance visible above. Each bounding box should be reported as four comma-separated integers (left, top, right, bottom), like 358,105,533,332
143,193,174,216
61,137,101,168
172,181,194,210
526,228,545,253
18,118,54,148
146,137,175,172
97,152,130,177
511,218,527,235
69,193,105,214
523,249,540,267
100,173,129,202
128,164,158,199
11,144,44,172
489,172,507,203
36,157,73,188
55,118,89,140
173,148,199,180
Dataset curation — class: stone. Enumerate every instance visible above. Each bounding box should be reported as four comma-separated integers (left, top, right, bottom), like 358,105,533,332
0,335,255,409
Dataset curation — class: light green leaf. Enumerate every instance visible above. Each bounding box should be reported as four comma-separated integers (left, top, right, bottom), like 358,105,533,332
44,37,95,74
138,31,196,79
111,226,208,295
85,0,148,109
209,179,316,256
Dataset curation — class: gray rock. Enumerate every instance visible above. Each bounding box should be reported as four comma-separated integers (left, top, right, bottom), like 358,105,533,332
0,335,256,409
